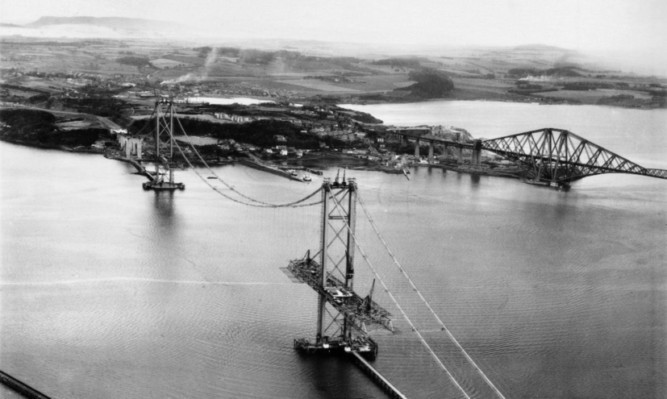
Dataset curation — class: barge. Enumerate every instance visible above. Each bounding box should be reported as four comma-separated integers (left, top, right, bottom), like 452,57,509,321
294,335,378,360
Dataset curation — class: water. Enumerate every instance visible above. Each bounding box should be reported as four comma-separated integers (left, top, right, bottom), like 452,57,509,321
341,100,667,167
186,97,274,105
1,101,666,398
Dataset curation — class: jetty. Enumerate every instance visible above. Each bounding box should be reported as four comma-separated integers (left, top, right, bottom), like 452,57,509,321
238,153,305,182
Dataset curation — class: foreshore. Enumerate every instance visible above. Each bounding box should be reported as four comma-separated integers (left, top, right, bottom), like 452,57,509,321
1,135,528,184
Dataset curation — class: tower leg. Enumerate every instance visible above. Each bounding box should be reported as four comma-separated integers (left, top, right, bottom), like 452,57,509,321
316,184,330,343
344,183,357,341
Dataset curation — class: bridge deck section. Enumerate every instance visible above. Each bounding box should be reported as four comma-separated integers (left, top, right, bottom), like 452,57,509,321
348,351,408,399
286,258,393,331
0,370,52,399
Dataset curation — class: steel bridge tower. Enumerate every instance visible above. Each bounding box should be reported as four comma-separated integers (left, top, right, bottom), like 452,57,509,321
286,176,393,359
142,98,185,191
316,177,357,344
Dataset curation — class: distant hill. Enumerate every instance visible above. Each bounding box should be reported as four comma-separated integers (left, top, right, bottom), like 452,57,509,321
0,16,189,39
26,16,176,32
512,44,569,52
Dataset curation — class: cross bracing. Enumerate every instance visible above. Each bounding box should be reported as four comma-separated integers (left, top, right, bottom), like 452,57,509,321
482,128,667,184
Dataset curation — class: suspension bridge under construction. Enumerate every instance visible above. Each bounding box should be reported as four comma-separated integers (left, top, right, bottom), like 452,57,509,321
6,98,663,399
122,99,527,398
122,99,666,398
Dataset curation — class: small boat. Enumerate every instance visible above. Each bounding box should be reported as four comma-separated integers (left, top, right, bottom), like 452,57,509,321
302,174,312,182
287,169,298,177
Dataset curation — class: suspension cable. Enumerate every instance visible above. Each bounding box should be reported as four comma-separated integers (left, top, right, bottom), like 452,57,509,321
172,138,322,208
356,192,507,399
174,117,274,205
326,190,472,399
171,116,324,208
129,108,157,137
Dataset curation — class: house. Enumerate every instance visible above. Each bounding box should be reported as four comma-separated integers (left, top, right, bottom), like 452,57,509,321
214,113,253,123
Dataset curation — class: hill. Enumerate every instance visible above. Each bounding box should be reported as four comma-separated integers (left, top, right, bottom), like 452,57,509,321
26,16,175,32
0,33,664,108
0,16,188,39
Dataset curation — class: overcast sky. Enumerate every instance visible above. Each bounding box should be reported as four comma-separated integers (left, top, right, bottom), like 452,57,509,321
2,0,666,71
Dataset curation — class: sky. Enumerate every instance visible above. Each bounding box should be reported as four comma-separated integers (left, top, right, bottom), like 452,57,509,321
1,0,666,72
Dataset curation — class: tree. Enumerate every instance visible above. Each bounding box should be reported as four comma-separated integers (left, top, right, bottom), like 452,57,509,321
404,68,455,98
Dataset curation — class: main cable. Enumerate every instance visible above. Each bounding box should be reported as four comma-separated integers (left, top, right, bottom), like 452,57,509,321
356,192,507,399
326,189,472,399
172,138,322,208
129,108,157,136
172,115,322,208
174,117,271,205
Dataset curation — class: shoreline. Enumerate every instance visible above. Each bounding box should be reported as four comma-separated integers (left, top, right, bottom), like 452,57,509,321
3,99,663,186
0,136,107,154
330,92,666,110
0,137,526,184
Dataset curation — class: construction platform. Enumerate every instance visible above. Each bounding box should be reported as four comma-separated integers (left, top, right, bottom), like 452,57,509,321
294,335,378,360
286,257,393,332
142,180,185,191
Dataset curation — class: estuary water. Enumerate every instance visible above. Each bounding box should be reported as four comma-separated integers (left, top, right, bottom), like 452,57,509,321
186,96,273,105
1,101,666,398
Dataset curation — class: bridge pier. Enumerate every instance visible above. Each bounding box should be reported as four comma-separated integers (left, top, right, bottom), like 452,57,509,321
414,139,420,158
428,142,434,164
471,140,482,166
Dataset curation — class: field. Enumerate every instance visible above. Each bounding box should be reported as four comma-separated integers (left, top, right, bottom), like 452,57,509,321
275,79,361,93
1,37,665,109
449,77,516,100
534,89,653,103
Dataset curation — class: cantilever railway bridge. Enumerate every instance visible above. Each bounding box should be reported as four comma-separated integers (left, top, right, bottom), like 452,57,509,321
388,127,667,188
483,128,667,185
